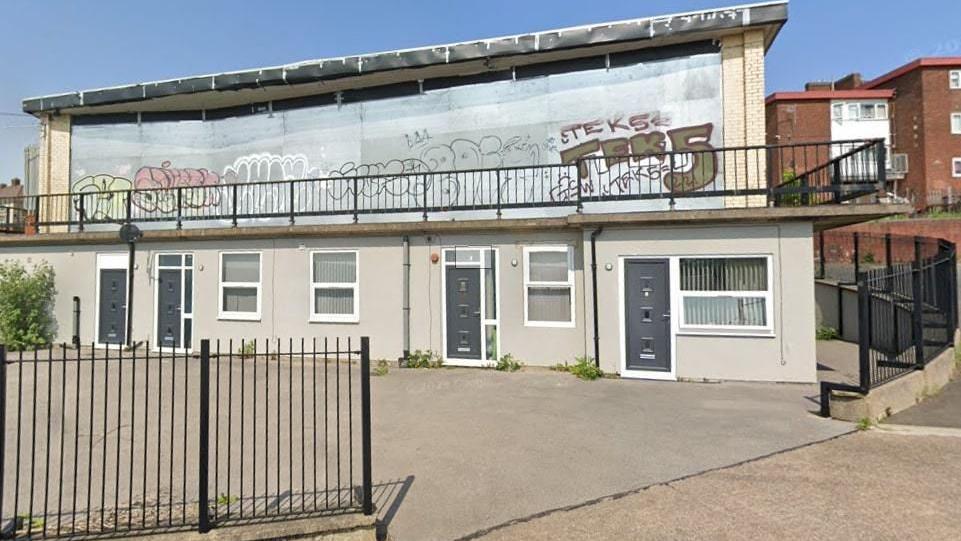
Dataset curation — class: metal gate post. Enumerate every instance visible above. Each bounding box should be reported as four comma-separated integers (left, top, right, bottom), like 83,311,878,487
0,345,6,526
198,340,211,533
857,279,871,392
359,337,373,516
912,237,925,368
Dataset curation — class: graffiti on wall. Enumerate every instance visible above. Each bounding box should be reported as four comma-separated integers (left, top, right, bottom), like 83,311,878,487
70,51,724,219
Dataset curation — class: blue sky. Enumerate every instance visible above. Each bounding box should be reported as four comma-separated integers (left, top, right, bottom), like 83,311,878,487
1,0,958,183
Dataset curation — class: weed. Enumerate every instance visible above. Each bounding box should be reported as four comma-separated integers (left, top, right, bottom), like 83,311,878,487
405,350,443,368
373,360,390,376
856,417,873,431
16,515,45,531
550,362,570,372
816,326,840,341
217,493,239,506
495,353,522,372
237,341,256,357
569,356,604,380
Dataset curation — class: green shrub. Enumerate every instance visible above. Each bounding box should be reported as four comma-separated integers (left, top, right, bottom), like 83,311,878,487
569,356,604,380
0,260,56,350
495,353,522,372
816,326,840,341
216,493,239,506
373,360,390,376
405,349,443,368
861,252,876,264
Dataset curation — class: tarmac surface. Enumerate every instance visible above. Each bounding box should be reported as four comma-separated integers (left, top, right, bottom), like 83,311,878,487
885,377,961,429
472,430,961,540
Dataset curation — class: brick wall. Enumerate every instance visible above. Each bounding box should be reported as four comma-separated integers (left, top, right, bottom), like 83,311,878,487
37,114,71,233
722,30,767,207
839,218,961,247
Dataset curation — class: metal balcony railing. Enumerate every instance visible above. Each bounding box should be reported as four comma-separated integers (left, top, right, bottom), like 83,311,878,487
0,139,887,234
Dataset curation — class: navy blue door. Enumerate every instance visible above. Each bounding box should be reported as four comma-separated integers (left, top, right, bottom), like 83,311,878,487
98,269,127,345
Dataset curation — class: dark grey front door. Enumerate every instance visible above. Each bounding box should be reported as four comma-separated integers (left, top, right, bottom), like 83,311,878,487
446,267,482,360
625,259,671,372
157,268,182,348
98,269,127,345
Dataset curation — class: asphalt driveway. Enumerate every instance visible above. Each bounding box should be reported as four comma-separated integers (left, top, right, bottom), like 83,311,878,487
370,368,851,540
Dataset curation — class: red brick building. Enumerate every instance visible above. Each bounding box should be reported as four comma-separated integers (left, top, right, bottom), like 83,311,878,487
861,58,961,207
767,57,961,209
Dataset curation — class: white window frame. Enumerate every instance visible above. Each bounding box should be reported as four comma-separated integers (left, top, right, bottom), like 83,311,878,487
439,247,501,366
218,251,262,321
677,255,774,335
951,113,961,135
523,246,575,328
953,158,961,178
831,103,843,121
875,103,888,120
309,250,360,323
950,70,961,90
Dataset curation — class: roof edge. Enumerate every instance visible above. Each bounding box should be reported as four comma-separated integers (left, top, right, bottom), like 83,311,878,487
23,1,788,115
862,56,961,88
765,89,894,105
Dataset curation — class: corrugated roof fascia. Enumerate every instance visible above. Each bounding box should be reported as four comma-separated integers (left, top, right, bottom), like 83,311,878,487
23,0,787,114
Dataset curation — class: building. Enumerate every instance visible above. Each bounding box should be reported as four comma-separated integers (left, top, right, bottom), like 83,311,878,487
861,58,961,207
767,57,961,207
0,1,906,383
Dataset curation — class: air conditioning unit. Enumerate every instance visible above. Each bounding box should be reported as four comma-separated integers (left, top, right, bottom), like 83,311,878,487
891,153,909,174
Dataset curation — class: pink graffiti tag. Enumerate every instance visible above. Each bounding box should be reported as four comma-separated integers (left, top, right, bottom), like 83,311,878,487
131,160,222,213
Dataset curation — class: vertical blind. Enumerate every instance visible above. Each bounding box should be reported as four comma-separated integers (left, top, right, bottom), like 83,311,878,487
312,252,358,317
528,287,572,323
680,257,768,327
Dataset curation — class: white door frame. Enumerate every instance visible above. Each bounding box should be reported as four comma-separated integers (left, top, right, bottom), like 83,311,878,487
94,253,129,349
152,252,194,353
440,246,500,367
618,256,678,381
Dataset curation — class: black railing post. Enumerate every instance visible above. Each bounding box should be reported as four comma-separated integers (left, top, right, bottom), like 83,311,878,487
126,190,133,224
176,187,183,230
875,140,887,197
853,232,860,278
289,180,296,225
832,160,842,203
78,192,85,232
912,236,925,368
857,277,871,392
34,195,41,227
198,339,211,533
575,161,584,213
422,174,429,221
818,230,826,279
495,170,502,218
72,296,81,348
667,154,676,209
353,177,359,224
359,336,373,516
231,184,238,227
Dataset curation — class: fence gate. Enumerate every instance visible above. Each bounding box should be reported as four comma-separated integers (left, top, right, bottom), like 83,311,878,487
0,336,372,538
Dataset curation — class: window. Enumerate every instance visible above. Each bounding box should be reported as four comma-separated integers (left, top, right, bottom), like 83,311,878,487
860,103,876,120
847,103,859,120
950,70,961,89
524,246,574,327
953,158,961,178
876,103,888,120
219,252,261,320
952,113,961,135
831,103,843,121
310,251,359,322
679,257,773,332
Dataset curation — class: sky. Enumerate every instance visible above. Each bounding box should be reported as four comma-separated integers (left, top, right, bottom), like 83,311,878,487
0,0,959,183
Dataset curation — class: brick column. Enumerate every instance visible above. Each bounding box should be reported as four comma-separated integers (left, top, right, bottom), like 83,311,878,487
37,114,71,232
722,30,767,208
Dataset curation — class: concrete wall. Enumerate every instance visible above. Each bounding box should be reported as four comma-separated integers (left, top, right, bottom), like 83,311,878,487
0,221,818,382
815,280,859,343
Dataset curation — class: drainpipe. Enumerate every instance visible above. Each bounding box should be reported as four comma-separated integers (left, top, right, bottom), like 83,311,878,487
402,236,411,361
590,227,604,368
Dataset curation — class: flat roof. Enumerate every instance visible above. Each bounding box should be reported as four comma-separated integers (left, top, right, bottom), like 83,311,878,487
862,57,961,88
23,1,788,115
765,89,894,105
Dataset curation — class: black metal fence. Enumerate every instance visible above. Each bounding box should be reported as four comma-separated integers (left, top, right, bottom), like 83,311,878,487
0,337,372,538
819,234,958,415
1,139,884,232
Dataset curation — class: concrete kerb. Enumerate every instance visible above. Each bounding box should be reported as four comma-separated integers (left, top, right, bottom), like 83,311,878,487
828,345,961,423
112,513,377,541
